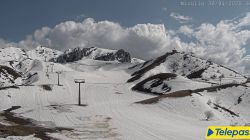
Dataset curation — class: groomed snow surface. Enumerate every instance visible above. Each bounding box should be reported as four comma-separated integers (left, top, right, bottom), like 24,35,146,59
0,58,250,140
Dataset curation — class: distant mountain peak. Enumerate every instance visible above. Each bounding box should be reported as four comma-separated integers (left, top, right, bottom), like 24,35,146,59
128,50,246,85
52,46,131,63
27,46,63,61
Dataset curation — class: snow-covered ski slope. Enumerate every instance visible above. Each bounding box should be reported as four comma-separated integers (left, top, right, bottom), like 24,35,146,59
0,60,197,139
0,48,250,140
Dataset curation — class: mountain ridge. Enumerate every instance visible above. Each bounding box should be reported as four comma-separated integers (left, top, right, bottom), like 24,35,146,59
128,50,247,95
51,47,131,63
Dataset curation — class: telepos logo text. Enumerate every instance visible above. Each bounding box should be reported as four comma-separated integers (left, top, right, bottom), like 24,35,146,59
206,126,250,139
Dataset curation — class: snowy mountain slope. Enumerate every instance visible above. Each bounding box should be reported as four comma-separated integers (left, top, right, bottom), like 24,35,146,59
0,47,250,140
0,59,44,87
132,73,210,95
0,60,215,140
1,58,249,140
131,58,145,64
0,65,22,87
52,47,131,63
0,47,37,87
129,50,246,84
141,83,250,125
0,47,28,70
0,46,46,73
27,46,63,61
0,46,133,87
128,50,247,94
0,47,28,62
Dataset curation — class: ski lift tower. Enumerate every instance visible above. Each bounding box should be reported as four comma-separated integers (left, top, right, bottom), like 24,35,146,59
56,71,62,86
74,79,85,106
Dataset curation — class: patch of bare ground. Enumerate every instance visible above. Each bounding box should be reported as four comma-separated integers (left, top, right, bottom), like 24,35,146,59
136,82,247,104
0,106,72,139
40,84,53,91
0,65,21,81
135,90,193,104
127,50,178,82
186,68,207,79
212,103,239,117
192,83,243,93
64,115,120,139
114,92,124,94
131,73,177,95
0,86,19,90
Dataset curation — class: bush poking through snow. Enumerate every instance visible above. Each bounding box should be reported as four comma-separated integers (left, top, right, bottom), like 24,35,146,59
207,99,212,105
204,110,214,121
41,84,52,91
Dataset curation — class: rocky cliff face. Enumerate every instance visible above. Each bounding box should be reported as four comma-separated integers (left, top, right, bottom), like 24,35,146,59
52,47,131,63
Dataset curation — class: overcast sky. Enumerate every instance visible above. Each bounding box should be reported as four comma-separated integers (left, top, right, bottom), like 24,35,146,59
1,0,250,72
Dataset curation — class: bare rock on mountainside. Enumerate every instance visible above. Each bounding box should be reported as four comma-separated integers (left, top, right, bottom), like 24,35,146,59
129,50,247,95
131,73,177,95
0,65,22,87
129,50,246,83
51,47,131,63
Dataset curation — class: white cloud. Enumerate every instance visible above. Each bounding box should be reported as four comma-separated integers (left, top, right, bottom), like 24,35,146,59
0,38,18,48
170,12,192,23
16,18,178,59
1,13,250,72
237,12,250,27
178,17,250,72
0,38,10,48
178,25,193,36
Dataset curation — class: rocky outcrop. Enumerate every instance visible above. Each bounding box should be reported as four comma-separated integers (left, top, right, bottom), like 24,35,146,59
0,65,22,87
94,49,131,63
52,47,131,63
